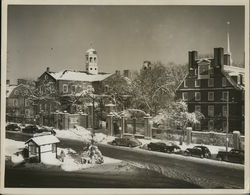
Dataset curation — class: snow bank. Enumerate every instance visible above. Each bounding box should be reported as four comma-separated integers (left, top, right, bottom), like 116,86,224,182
41,153,61,166
11,154,24,164
54,125,115,144
5,139,25,156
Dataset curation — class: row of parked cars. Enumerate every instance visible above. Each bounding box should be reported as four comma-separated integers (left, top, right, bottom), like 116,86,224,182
6,123,56,135
108,137,244,164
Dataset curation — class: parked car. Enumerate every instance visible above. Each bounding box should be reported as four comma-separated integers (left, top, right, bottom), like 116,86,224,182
148,142,181,154
216,149,244,164
148,142,167,152
109,137,142,147
6,123,21,131
22,125,39,134
184,146,211,158
36,128,56,135
165,143,181,154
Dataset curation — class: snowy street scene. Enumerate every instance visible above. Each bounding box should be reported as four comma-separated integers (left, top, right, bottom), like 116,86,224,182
3,2,247,191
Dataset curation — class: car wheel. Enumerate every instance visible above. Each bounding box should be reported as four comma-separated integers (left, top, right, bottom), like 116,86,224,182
148,147,151,151
200,154,204,158
184,151,189,156
128,144,132,148
113,142,117,146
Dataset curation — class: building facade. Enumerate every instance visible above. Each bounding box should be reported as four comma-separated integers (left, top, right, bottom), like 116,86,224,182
6,83,35,122
35,48,113,114
176,47,244,134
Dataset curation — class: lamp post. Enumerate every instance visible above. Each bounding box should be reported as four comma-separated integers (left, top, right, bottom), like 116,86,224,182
224,91,234,153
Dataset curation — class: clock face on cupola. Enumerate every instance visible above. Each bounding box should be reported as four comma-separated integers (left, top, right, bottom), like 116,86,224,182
85,48,98,75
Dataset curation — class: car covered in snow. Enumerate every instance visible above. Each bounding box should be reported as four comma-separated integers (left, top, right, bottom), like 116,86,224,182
147,142,181,154
22,125,39,134
216,149,244,164
109,137,142,147
6,123,22,131
184,145,211,158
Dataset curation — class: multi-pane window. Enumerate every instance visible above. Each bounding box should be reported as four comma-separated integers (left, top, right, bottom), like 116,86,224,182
182,92,188,101
195,79,200,87
52,144,56,153
30,145,37,155
195,92,201,101
222,105,228,117
222,91,229,101
208,78,214,87
222,77,227,87
71,85,76,93
63,84,68,93
195,105,201,112
184,79,187,88
208,92,214,101
208,120,214,130
208,105,214,117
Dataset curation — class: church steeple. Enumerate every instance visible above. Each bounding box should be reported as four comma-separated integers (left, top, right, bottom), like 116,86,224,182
85,48,98,75
226,21,233,65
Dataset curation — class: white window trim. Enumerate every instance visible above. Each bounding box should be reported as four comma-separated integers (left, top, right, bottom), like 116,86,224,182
222,77,227,87
222,91,229,101
208,78,214,87
182,92,188,101
208,105,214,117
222,105,228,117
195,92,201,101
208,92,214,101
195,105,201,112
195,79,200,87
63,84,68,93
184,79,187,88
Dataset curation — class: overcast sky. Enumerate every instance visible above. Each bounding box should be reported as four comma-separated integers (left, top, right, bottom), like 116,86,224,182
7,5,244,83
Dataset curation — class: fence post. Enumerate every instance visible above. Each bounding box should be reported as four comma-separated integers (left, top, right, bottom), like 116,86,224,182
233,131,241,150
186,127,192,145
132,117,136,136
107,113,114,136
121,115,125,138
80,113,88,129
144,114,152,139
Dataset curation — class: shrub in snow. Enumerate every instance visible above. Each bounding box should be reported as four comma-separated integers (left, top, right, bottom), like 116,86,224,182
86,145,104,164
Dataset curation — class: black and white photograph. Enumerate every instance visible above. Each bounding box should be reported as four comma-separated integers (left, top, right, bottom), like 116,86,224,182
1,0,249,194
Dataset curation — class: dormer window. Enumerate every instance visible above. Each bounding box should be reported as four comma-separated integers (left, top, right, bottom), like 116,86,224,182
222,77,227,87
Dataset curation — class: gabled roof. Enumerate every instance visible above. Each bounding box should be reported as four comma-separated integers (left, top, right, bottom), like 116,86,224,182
223,65,245,76
6,84,32,98
25,135,60,146
47,70,112,82
6,85,17,98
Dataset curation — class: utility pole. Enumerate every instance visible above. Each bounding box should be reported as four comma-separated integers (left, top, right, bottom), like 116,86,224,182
226,91,229,153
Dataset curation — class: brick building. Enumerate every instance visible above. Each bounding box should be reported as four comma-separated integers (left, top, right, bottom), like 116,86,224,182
176,47,244,134
36,48,113,114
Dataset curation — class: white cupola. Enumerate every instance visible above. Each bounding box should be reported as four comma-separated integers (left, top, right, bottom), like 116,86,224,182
86,48,98,75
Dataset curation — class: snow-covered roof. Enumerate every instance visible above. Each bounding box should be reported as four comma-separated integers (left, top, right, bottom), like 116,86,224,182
223,65,245,76
48,70,112,82
6,85,17,98
86,48,97,54
25,135,60,146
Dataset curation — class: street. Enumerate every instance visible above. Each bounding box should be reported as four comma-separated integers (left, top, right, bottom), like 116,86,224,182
5,132,244,188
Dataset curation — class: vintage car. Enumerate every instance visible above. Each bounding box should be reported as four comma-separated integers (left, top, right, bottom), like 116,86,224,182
109,137,142,147
216,149,244,164
6,123,22,131
184,145,211,158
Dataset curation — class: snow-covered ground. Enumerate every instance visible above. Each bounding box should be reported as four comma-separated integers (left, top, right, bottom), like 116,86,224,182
54,125,229,155
5,138,121,172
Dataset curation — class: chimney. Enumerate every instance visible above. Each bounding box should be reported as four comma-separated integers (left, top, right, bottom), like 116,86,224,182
214,48,224,69
123,70,130,78
224,54,231,65
46,67,50,73
6,79,10,85
188,51,198,70
115,70,120,75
